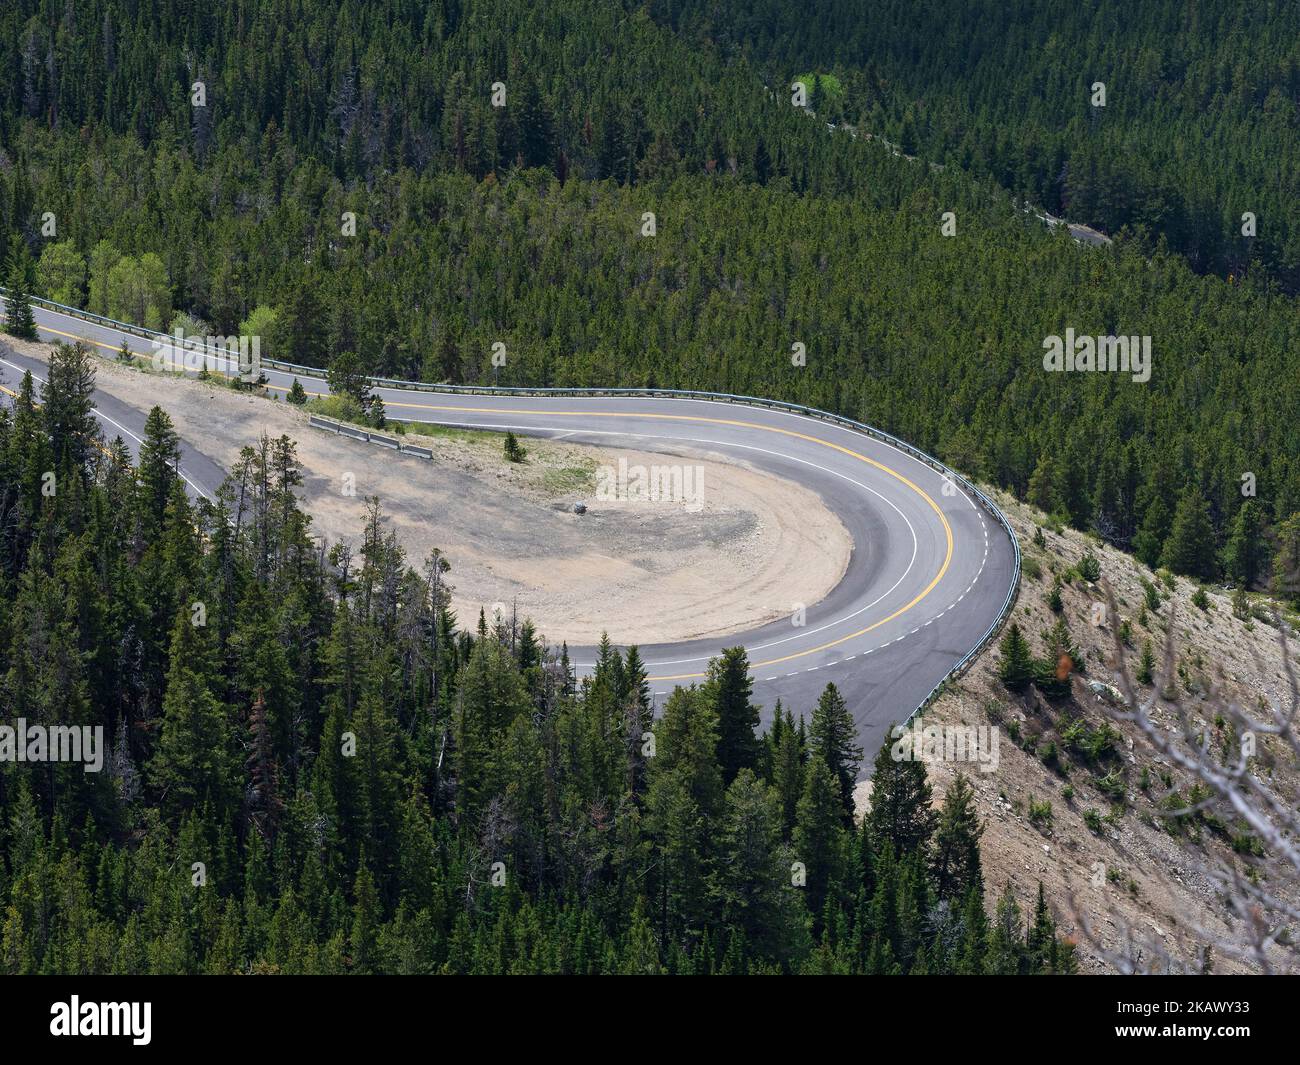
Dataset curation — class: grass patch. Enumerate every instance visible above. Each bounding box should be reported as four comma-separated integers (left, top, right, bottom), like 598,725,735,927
395,419,497,446
543,464,596,494
306,396,498,444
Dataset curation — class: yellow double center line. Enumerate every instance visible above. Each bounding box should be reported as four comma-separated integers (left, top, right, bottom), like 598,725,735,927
368,399,955,681
27,317,956,681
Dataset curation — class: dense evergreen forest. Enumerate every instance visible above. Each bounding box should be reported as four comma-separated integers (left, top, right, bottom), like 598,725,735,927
0,343,1078,973
0,0,1297,592
0,0,1295,974
662,0,1300,288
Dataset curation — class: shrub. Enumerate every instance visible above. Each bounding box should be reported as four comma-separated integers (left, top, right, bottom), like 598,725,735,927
1078,551,1101,582
1232,586,1251,620
503,431,527,463
1232,832,1264,857
1137,639,1155,685
1096,769,1126,800
367,394,387,429
305,392,366,423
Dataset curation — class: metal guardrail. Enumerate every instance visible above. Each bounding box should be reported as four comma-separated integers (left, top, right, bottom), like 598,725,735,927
0,290,168,346
6,288,1021,720
308,414,432,459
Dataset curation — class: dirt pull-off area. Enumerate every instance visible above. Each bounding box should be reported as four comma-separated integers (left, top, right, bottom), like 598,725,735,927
51,348,851,647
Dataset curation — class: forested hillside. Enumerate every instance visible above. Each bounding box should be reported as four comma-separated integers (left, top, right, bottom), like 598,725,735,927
662,0,1300,288
1,0,1297,594
0,342,1078,973
0,0,1297,978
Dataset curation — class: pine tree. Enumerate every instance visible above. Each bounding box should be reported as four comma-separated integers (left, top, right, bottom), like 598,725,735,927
1078,550,1101,582
1032,618,1077,699
4,236,38,340
287,378,308,405
1134,495,1171,568
715,769,810,963
1137,638,1155,685
137,406,181,534
1271,512,1300,608
245,690,284,841
42,341,99,476
326,349,371,409
149,611,236,824
793,757,844,925
622,645,650,716
349,860,381,974
646,690,722,942
620,901,663,975
1161,487,1217,580
807,683,863,821
985,885,1026,975
705,646,760,785
452,637,530,822
771,706,804,838
930,774,984,901
866,734,937,857
503,431,527,463
1025,881,1058,973
997,622,1034,691
1231,586,1251,620
955,886,990,975
1223,500,1265,588
621,645,652,801
1026,454,1061,515
278,276,329,367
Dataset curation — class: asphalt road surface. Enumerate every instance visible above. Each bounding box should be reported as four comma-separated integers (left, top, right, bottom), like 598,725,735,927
0,301,1018,758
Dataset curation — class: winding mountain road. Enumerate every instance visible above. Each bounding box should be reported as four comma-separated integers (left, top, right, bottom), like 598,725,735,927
0,299,1018,757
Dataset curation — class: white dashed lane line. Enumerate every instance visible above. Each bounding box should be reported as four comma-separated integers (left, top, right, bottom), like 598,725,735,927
751,505,1000,681
0,356,213,501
